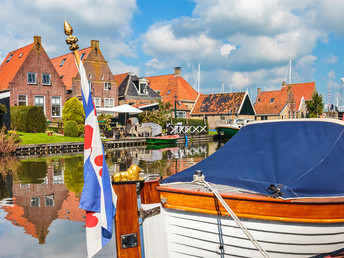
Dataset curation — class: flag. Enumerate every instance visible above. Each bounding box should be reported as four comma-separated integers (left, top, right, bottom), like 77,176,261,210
77,61,117,257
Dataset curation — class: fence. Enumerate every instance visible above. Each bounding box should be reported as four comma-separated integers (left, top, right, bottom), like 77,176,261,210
168,124,208,135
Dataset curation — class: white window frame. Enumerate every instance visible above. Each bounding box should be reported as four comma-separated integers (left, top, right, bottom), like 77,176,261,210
51,96,61,117
18,94,27,106
88,80,92,92
42,73,51,86
104,98,114,108
27,72,37,85
34,95,45,114
93,97,101,108
176,111,186,118
104,82,111,90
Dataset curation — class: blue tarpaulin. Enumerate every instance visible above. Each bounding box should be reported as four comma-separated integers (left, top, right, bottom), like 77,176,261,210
163,119,344,199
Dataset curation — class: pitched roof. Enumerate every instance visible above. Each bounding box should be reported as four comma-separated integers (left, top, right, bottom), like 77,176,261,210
281,82,315,109
114,72,129,87
0,43,34,91
147,74,199,102
254,90,288,115
191,92,246,115
51,47,91,90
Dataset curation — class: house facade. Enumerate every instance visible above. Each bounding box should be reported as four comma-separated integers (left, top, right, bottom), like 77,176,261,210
254,82,315,120
191,91,256,129
147,67,199,119
0,36,67,120
51,40,118,109
116,73,161,106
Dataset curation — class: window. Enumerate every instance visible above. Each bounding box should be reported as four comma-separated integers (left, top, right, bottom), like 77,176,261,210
156,90,161,95
27,72,37,84
59,58,66,67
176,111,186,118
104,98,114,108
167,90,171,95
42,73,51,85
18,95,27,106
139,83,147,94
88,80,92,92
31,197,40,207
45,195,54,207
261,116,268,120
270,98,275,103
93,97,101,108
6,54,13,62
101,74,104,80
51,96,61,117
104,82,111,90
80,53,85,60
53,161,64,184
34,96,45,113
19,53,23,58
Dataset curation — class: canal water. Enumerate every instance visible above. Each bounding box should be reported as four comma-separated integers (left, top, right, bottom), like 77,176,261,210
0,139,227,258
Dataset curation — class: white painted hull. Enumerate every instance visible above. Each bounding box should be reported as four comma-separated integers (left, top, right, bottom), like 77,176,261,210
142,203,344,257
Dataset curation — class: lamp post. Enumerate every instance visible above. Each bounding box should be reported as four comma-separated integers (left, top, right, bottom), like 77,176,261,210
174,94,177,119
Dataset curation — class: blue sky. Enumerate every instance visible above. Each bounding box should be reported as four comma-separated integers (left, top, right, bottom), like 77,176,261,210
1,0,344,105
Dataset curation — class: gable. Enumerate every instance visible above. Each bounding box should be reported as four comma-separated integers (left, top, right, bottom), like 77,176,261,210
191,92,246,115
281,82,315,111
254,90,288,115
239,95,256,115
0,43,34,91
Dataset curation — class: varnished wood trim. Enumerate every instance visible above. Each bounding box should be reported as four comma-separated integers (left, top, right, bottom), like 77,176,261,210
141,180,160,204
157,186,344,223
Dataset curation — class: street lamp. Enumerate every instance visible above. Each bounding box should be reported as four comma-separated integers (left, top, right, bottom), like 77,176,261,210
174,94,177,118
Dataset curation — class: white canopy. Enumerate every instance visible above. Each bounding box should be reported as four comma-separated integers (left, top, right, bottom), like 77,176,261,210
97,104,143,115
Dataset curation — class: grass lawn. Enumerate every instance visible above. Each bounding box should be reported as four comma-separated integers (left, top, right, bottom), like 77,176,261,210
18,132,84,145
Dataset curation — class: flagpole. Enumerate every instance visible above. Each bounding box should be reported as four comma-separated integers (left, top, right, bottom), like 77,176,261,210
64,21,81,67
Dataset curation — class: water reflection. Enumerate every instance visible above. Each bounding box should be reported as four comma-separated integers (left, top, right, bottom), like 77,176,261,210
0,139,227,257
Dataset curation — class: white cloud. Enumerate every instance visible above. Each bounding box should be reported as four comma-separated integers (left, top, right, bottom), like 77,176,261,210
110,60,140,76
220,44,236,57
323,54,338,64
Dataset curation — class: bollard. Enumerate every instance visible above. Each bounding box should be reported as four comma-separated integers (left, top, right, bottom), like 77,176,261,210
112,181,142,258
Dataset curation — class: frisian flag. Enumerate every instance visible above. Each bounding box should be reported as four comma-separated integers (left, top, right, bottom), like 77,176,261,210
77,60,117,257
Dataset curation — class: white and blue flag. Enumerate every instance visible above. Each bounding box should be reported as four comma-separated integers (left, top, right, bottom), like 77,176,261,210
77,61,117,257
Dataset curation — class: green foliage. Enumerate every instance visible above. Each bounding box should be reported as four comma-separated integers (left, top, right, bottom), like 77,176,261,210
17,160,47,184
62,97,85,125
11,106,47,133
64,156,84,194
138,101,172,127
306,91,324,118
64,120,79,137
172,118,207,126
97,114,112,130
0,104,7,114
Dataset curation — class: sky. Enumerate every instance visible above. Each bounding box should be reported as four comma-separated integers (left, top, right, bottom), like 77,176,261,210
1,0,344,105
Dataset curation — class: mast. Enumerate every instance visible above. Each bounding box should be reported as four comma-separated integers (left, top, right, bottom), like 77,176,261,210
288,59,292,85
197,63,200,93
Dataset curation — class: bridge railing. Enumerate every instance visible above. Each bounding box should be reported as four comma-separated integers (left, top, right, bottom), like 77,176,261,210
168,124,208,135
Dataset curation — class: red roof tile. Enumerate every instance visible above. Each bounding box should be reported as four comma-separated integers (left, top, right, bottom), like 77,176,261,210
114,72,129,86
51,47,91,90
0,43,34,91
281,82,315,110
147,74,199,102
254,90,288,115
191,92,246,115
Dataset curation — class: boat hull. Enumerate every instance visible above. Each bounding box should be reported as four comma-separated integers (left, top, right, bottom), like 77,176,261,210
216,125,239,138
141,181,344,257
142,203,344,257
146,135,179,145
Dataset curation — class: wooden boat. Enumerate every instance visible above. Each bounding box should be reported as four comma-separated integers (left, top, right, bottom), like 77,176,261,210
140,119,344,257
216,118,254,138
146,134,179,145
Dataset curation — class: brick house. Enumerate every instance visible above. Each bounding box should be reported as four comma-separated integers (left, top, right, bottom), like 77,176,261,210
254,82,316,120
191,91,256,129
51,40,118,109
0,36,67,121
116,72,161,106
147,67,199,118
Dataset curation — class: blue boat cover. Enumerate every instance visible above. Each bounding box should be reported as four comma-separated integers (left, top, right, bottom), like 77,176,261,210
162,119,344,199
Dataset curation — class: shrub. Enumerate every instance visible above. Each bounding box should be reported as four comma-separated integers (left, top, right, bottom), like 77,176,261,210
0,127,21,155
62,97,85,125
0,104,7,114
11,106,47,133
64,120,79,137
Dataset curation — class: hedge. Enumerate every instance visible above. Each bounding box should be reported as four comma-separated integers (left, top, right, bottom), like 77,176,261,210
64,120,79,137
11,106,47,133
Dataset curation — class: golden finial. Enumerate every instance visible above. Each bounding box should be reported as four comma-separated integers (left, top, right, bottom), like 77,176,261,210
64,20,79,51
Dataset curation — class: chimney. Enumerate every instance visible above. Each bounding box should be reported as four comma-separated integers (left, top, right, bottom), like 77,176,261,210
256,88,261,103
34,36,41,46
174,67,181,76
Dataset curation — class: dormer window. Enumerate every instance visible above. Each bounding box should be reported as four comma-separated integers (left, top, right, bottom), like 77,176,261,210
167,90,171,95
80,53,85,60
270,98,275,103
135,77,149,95
59,58,66,67
19,53,23,58
6,54,13,62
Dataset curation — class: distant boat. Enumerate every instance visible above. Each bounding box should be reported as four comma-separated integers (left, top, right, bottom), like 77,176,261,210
216,118,254,138
146,134,179,145
141,119,344,257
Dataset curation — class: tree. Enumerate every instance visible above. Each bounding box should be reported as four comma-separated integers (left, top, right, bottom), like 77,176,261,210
138,101,172,127
62,97,85,125
306,91,324,118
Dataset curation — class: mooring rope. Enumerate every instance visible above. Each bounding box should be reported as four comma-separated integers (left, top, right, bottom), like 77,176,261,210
192,173,270,258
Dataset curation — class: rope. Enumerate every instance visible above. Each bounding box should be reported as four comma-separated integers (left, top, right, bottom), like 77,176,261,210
192,174,270,258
